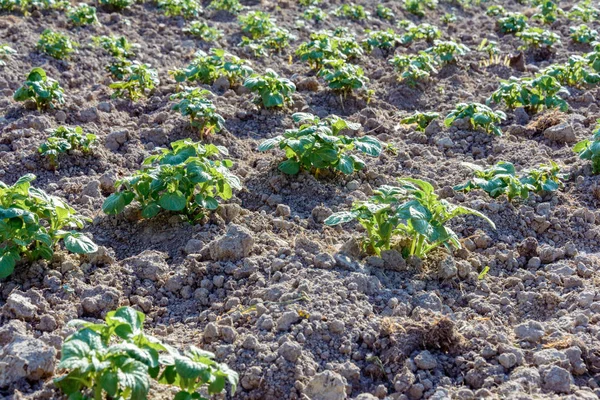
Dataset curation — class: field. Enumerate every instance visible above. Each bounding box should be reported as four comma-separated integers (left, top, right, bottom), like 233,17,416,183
1,0,600,398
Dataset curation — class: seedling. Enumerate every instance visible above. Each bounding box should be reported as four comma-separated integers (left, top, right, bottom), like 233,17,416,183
239,10,275,39
37,29,77,60
106,58,133,80
303,6,327,22
325,178,494,258
401,111,440,132
243,69,296,108
103,139,241,220
403,0,437,17
400,23,442,45
170,48,253,86
39,126,97,168
488,75,569,112
426,40,470,65
486,5,505,17
333,28,363,60
444,102,506,136
376,4,394,20
333,3,368,21
441,13,457,24
240,27,295,56
362,29,401,53
318,60,368,94
497,13,528,34
67,3,98,26
184,21,223,41
92,35,137,59
517,27,560,50
171,88,225,137
587,42,600,72
573,121,600,173
258,112,382,176
295,33,346,70
544,55,600,88
389,52,437,86
157,0,202,18
568,0,600,22
99,0,133,11
454,161,565,201
532,0,562,25
299,0,319,5
56,307,238,400
0,174,97,279
110,62,159,101
208,0,242,14
14,67,65,110
570,24,598,44
0,44,16,66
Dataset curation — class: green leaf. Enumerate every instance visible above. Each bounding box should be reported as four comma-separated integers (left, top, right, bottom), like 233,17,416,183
159,192,187,211
63,232,98,254
278,159,300,175
354,136,382,156
141,202,161,219
100,370,119,397
0,252,18,279
258,136,283,152
324,211,357,226
116,359,150,400
336,155,355,175
103,192,134,215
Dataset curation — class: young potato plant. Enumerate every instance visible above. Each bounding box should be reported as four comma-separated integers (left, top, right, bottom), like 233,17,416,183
295,33,346,70
171,88,225,137
0,44,16,66
39,126,97,169
318,60,368,94
106,58,133,80
239,10,275,39
67,3,98,26
170,48,253,86
376,4,394,20
110,62,159,101
532,0,563,25
454,161,566,201
243,69,296,108
56,306,238,400
573,122,600,173
157,0,202,19
426,40,470,65
37,29,77,60
239,27,295,57
517,27,561,50
441,13,457,24
325,178,494,258
333,28,364,60
568,0,599,22
570,24,598,44
497,13,528,34
99,0,133,11
400,23,441,45
0,174,97,279
361,29,401,53
389,52,438,86
486,5,506,17
208,0,242,14
403,0,437,17
303,6,327,22
184,21,223,42
544,56,600,88
488,74,569,112
13,67,65,110
103,139,241,220
587,42,600,72
444,103,506,136
333,3,368,21
92,35,137,59
401,111,440,132
258,112,382,176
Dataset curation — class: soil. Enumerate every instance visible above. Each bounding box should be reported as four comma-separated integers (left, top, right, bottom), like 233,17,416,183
1,0,600,399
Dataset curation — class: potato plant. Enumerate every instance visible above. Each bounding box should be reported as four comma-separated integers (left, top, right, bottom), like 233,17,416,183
243,69,296,108
103,139,241,220
171,88,225,137
570,24,598,44
37,29,77,60
239,10,275,39
488,74,569,112
106,58,133,80
532,0,562,25
13,67,65,110
440,13,457,24
170,48,253,86
544,56,600,88
318,60,368,94
444,103,506,136
454,161,566,201
56,306,238,400
568,0,599,22
333,3,368,21
497,12,528,34
426,40,470,65
258,112,382,176
325,178,494,258
208,0,242,14
376,4,394,20
333,28,364,60
303,6,327,22
92,35,137,59
0,44,16,66
517,27,560,50
67,3,98,26
362,29,401,53
389,52,437,86
295,33,346,70
0,174,97,279
401,111,440,132
99,0,133,11
403,0,437,17
486,5,506,17
400,23,441,45
157,0,202,19
239,27,295,56
184,21,222,41
110,62,159,101
573,121,600,173
587,42,600,72
39,126,97,168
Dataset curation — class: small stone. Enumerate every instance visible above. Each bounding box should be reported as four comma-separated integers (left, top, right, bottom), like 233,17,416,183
276,311,300,331
514,321,545,343
105,130,128,151
241,366,263,390
303,370,347,400
296,77,319,92
498,353,517,369
542,365,572,394
414,350,437,370
276,204,291,217
184,239,204,255
5,293,37,321
203,323,219,342
36,315,57,332
0,336,57,386
212,76,230,92
278,341,302,362
208,224,254,261
544,123,576,143
438,255,457,279
328,319,345,334
314,253,335,269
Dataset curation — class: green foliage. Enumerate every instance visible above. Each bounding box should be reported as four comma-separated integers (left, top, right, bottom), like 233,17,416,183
325,178,494,258
362,29,401,52
0,0,67,12
299,0,319,5
208,0,242,14
103,140,241,220
488,74,569,112
532,0,562,24
258,112,382,176
184,21,222,41
586,42,600,72
170,88,225,137
295,32,346,70
426,40,470,65
389,52,437,86
333,3,368,21
478,38,499,58
55,306,238,400
440,13,457,24
92,35,137,58
400,22,442,45
157,0,202,18
376,4,394,20
318,60,368,93
106,58,133,80
497,12,528,34
403,0,437,17
99,0,133,11
573,121,600,173
239,10,275,39
486,5,505,16
170,48,253,86
110,62,159,101
67,3,98,26
401,111,440,132
0,44,16,66
454,161,566,201
243,69,296,108
444,102,506,136
13,67,65,110
39,126,97,168
332,28,363,60
0,174,97,279
303,6,327,22
37,29,77,60
517,27,561,49
239,27,295,56
0,0,26,11
544,55,600,88
570,24,598,44
568,0,599,22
